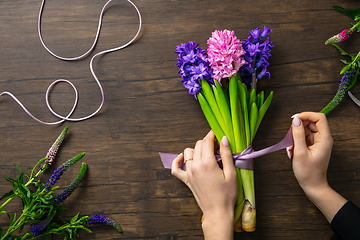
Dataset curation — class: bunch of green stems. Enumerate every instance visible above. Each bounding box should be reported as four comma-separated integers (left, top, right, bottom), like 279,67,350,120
197,74,273,232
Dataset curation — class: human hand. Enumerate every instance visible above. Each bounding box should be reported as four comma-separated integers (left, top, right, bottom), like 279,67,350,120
171,131,238,240
287,112,333,192
288,112,346,222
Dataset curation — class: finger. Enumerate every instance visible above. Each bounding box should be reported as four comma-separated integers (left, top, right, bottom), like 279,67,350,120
193,139,203,163
292,115,308,155
220,136,236,178
201,131,217,164
171,153,187,183
298,112,331,137
184,147,194,167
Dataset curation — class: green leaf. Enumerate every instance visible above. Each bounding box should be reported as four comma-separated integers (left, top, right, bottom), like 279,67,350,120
333,5,360,20
13,162,23,174
255,91,273,134
70,212,80,224
333,44,351,58
10,213,16,226
249,102,259,142
340,64,352,74
198,93,225,143
238,82,251,146
1,210,10,219
0,190,17,201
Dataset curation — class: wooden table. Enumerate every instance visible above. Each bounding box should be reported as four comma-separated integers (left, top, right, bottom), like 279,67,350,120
1,0,360,239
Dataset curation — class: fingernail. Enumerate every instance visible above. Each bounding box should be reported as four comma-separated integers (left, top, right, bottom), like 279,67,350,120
293,115,301,127
286,147,291,159
291,113,300,119
222,136,229,147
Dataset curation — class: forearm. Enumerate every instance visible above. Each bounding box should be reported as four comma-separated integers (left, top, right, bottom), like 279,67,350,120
303,184,347,223
202,211,234,240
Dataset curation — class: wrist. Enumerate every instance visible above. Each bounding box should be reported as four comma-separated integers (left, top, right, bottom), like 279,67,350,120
302,184,347,222
202,210,234,240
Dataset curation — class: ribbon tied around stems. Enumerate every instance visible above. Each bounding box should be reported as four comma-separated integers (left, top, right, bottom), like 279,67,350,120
159,127,294,171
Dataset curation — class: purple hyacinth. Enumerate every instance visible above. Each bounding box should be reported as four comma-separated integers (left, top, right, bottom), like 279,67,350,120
44,152,85,191
85,215,122,232
175,41,214,98
239,26,274,88
30,216,53,237
55,163,87,204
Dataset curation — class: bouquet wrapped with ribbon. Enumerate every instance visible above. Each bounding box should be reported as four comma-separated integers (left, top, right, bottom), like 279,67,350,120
173,27,274,232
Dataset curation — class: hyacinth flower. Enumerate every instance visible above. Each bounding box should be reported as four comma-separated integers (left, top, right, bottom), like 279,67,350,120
239,26,274,89
42,126,68,170
207,29,247,83
55,162,88,204
175,28,274,232
175,41,214,98
44,152,85,191
85,215,122,233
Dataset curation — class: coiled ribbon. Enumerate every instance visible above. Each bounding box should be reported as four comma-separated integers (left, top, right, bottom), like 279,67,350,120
0,0,142,125
159,127,294,170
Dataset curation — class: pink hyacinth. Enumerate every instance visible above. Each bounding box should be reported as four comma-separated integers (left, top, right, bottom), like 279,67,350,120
207,29,247,83
325,29,353,45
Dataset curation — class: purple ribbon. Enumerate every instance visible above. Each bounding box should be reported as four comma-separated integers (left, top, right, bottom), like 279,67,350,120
159,127,294,170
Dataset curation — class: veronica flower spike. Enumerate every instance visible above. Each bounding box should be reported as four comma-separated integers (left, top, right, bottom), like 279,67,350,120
44,152,85,191
55,163,87,204
42,126,69,170
85,215,122,233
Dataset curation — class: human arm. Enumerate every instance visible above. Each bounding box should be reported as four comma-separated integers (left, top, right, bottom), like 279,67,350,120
288,112,347,223
171,131,238,240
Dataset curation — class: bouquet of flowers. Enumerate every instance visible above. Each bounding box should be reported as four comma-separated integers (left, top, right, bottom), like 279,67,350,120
321,6,360,114
175,26,274,232
0,127,122,240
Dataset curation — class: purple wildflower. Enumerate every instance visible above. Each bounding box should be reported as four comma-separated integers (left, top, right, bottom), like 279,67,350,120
42,126,68,170
325,29,353,45
175,41,214,98
321,62,358,114
55,163,87,204
44,152,85,191
30,216,53,237
85,215,122,232
239,26,274,88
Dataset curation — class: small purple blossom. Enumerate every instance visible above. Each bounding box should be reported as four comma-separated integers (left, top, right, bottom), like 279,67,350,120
85,215,122,232
239,26,274,88
175,41,214,98
44,152,85,191
54,163,87,204
30,216,53,237
325,29,353,45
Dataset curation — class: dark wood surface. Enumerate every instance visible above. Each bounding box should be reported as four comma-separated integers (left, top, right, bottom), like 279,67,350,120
1,0,360,239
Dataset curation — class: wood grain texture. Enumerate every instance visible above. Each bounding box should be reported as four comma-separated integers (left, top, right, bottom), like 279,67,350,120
1,0,360,239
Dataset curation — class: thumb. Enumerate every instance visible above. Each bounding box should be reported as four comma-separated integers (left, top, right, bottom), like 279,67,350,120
292,115,307,154
220,136,236,178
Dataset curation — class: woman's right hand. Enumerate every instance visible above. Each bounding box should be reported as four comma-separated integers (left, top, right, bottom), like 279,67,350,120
288,112,346,222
